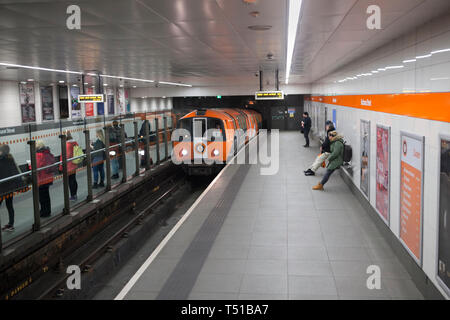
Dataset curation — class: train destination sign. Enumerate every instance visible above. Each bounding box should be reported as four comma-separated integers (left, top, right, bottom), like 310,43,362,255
78,94,104,103
255,91,284,100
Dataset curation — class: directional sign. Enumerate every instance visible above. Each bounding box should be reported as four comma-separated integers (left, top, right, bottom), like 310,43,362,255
78,94,104,103
255,91,284,100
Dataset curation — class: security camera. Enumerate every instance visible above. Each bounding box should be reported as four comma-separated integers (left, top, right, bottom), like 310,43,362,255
267,53,274,60
254,72,259,77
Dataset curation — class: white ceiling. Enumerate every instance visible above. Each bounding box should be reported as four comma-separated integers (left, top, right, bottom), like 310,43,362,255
0,0,449,88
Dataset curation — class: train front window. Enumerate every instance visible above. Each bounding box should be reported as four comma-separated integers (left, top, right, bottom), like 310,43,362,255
207,118,225,141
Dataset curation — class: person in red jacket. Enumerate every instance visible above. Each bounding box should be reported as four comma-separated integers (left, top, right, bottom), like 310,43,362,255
64,132,79,201
36,140,55,217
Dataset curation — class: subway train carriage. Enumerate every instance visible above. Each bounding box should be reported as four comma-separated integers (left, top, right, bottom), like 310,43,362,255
172,108,262,175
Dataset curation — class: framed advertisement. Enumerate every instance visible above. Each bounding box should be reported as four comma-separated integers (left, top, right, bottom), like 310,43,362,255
70,86,81,118
85,87,94,117
360,120,370,199
19,83,36,123
437,134,450,295
399,131,424,266
41,86,54,121
375,125,390,225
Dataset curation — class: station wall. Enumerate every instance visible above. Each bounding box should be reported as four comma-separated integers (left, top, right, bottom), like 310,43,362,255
307,11,450,299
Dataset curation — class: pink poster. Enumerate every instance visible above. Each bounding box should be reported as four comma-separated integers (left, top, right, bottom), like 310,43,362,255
375,126,390,223
85,87,94,117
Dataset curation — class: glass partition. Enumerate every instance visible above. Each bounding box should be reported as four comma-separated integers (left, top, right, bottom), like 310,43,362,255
0,127,33,243
122,113,137,180
86,116,107,196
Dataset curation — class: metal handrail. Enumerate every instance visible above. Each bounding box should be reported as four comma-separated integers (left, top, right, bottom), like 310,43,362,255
0,171,30,184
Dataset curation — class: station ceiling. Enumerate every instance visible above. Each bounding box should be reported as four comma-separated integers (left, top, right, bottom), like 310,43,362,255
0,0,449,88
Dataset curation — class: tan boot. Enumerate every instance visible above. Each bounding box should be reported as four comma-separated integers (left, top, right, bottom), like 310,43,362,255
312,183,324,190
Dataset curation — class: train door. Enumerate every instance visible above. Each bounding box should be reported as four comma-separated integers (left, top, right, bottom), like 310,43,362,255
193,118,207,161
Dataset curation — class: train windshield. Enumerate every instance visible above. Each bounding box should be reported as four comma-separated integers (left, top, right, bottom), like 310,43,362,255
177,117,225,141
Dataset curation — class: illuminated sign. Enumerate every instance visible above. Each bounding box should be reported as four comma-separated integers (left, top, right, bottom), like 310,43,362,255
78,94,104,103
255,91,284,100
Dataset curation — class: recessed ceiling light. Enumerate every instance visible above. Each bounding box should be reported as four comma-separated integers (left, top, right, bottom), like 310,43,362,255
27,79,34,82
20,81,27,84
133,86,137,88
120,85,123,87
59,80,65,83
72,84,78,87
103,84,108,86
84,82,88,85
248,25,272,31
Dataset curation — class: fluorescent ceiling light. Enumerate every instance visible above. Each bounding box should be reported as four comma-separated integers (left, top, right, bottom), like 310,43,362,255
377,68,386,71
27,79,34,82
385,65,404,70
371,71,379,73
20,81,27,84
416,54,432,59
431,48,450,54
101,74,154,83
59,80,65,83
158,81,192,87
430,77,449,81
285,0,303,84
403,59,416,63
0,62,82,75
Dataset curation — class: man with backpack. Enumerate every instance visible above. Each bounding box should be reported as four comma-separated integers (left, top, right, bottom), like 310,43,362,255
313,130,345,191
304,121,335,176
109,121,123,179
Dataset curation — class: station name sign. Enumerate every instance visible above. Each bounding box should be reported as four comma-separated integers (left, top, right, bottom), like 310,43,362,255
255,91,284,100
78,94,104,103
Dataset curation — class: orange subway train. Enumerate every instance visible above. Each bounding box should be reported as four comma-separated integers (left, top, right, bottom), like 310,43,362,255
172,108,262,175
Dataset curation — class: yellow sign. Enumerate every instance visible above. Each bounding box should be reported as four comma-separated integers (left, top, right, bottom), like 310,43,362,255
78,94,104,103
255,91,284,100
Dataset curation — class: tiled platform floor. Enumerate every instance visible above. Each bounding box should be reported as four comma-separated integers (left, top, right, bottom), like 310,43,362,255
122,132,423,300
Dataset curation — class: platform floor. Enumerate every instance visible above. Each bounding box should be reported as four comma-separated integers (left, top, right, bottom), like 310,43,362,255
118,132,423,300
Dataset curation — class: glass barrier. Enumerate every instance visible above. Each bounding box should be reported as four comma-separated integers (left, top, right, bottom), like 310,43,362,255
33,121,64,223
0,132,33,242
86,116,106,196
0,110,174,248
123,113,137,180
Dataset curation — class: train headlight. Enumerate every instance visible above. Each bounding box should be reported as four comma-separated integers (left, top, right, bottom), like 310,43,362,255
109,151,116,156
180,149,188,156
196,144,204,153
213,149,219,156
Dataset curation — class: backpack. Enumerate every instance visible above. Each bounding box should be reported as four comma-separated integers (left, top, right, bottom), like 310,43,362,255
343,142,352,163
72,144,84,165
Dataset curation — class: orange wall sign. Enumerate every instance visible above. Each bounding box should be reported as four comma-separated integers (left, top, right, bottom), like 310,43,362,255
399,133,424,263
306,93,450,123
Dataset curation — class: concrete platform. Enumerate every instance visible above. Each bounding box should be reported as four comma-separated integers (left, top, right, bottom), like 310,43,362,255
116,132,423,300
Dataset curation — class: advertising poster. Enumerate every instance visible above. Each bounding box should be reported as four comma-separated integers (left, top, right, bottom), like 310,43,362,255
41,86,54,121
19,83,36,123
376,125,390,224
85,87,94,117
288,107,295,118
332,109,337,129
70,86,81,118
437,136,450,293
117,87,125,114
107,89,115,115
399,132,424,264
125,89,131,112
360,120,370,198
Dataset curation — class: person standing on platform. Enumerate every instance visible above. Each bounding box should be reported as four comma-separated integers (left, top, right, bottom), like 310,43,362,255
36,140,55,217
91,129,106,188
0,145,24,232
109,121,121,179
304,121,335,176
301,112,312,147
312,130,344,190
64,132,79,201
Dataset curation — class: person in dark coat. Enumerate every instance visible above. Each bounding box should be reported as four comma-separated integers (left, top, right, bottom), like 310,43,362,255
0,144,23,232
304,121,335,176
36,140,55,217
301,112,312,147
91,129,106,188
